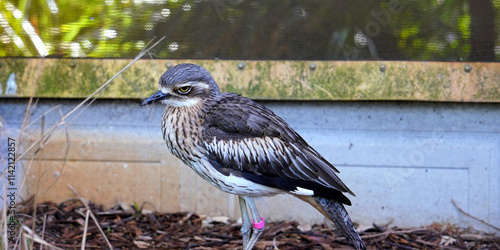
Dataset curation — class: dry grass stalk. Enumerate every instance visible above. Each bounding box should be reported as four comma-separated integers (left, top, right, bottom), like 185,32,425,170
17,37,165,162
80,209,90,250
1,37,165,249
452,199,500,232
21,226,62,250
67,184,113,249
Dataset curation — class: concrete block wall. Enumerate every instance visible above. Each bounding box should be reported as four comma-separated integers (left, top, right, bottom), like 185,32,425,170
1,99,498,233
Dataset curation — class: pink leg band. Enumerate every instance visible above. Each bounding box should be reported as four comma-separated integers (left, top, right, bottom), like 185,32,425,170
252,217,265,230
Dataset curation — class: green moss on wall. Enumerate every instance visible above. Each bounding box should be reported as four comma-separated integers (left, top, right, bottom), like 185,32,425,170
0,58,498,102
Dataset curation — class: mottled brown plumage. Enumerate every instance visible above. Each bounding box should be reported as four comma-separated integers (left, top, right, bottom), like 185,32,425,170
142,63,366,250
202,92,354,204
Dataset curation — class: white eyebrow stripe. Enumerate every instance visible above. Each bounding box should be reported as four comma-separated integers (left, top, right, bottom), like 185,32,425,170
160,87,171,94
178,82,197,87
179,81,211,89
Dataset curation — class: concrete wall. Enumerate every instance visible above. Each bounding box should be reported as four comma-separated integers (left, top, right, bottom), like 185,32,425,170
1,98,498,233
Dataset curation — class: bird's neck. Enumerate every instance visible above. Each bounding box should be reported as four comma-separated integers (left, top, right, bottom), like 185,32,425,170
161,103,207,165
164,100,209,122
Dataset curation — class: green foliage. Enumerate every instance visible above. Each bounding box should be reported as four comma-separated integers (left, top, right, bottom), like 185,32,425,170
0,0,497,61
133,200,140,213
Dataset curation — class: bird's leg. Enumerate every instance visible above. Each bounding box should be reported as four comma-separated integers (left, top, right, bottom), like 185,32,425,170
238,196,251,249
242,196,265,250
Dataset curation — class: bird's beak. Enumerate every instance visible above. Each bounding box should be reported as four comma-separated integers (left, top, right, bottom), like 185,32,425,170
141,90,170,106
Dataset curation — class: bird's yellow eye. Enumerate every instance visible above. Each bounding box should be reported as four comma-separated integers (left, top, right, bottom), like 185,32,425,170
178,86,191,94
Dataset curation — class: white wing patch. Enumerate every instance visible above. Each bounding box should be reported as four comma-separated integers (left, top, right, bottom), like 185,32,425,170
190,160,284,197
290,187,315,196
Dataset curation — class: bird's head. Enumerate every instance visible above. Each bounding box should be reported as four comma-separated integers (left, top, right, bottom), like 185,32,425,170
141,63,220,107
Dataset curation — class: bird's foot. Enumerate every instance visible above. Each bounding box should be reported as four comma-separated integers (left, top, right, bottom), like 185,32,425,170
243,217,265,250
244,228,264,250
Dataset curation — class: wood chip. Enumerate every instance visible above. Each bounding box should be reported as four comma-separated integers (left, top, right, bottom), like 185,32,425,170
12,200,500,249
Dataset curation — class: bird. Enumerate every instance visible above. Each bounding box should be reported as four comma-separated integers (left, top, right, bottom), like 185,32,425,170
142,63,366,250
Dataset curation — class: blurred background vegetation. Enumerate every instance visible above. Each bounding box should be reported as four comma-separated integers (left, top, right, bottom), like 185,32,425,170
0,0,498,61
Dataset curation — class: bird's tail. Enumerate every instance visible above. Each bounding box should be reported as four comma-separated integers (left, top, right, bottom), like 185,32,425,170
298,196,366,250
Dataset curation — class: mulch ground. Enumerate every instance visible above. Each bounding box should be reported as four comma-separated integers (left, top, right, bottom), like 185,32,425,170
14,199,500,249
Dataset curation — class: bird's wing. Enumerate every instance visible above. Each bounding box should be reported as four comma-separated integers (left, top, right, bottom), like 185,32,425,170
201,93,354,203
